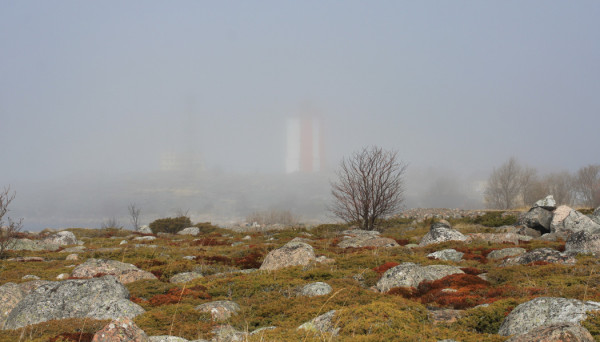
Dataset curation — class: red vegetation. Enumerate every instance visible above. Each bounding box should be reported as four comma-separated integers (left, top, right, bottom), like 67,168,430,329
460,267,484,275
195,255,232,264
135,259,166,269
129,295,146,304
329,238,341,247
530,260,552,266
49,333,94,342
373,262,400,276
192,238,228,246
233,252,263,269
150,270,163,278
148,286,211,306
394,239,410,246
454,246,496,264
388,273,547,309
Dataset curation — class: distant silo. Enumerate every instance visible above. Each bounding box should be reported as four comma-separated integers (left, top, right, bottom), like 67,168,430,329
286,116,323,173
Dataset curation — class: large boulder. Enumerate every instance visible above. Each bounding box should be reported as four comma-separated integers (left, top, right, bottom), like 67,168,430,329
533,195,557,211
518,207,553,234
591,207,600,225
506,323,594,342
259,241,316,271
419,221,467,246
92,317,149,342
137,225,153,234
3,276,144,330
498,297,600,336
501,248,575,266
551,206,600,234
42,231,82,246
376,262,464,292
0,283,24,329
71,258,157,284
565,231,600,255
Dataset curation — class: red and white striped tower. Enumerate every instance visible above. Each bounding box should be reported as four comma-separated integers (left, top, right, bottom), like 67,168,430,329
286,116,323,173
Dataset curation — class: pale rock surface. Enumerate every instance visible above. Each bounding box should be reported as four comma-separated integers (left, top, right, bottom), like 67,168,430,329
420,221,467,246
71,258,157,284
177,227,200,236
376,262,464,292
169,272,203,284
565,230,600,255
498,297,600,336
42,231,82,246
533,195,557,211
299,282,333,297
195,300,240,321
92,317,149,342
259,241,316,271
551,206,600,234
427,249,464,262
506,322,594,342
501,248,575,266
297,310,339,335
3,276,145,330
487,248,527,260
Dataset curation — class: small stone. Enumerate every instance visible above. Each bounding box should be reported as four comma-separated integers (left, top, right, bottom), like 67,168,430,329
299,282,332,297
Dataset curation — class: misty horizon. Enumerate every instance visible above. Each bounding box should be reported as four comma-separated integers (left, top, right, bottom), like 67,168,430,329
2,2,599,231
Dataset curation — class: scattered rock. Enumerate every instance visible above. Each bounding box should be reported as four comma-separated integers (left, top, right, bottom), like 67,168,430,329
66,254,79,261
137,225,153,234
419,221,467,246
518,207,553,234
565,231,600,255
9,239,59,251
21,275,40,280
60,245,87,253
501,248,576,266
211,325,245,342
149,336,199,342
3,275,145,330
195,300,240,321
42,231,82,246
487,248,526,260
7,256,45,262
120,240,127,245
71,258,157,284
56,273,69,280
428,308,464,325
498,297,600,336
337,235,399,248
299,282,333,297
259,241,316,271
376,262,464,292
506,322,594,342
514,226,542,238
297,310,339,335
133,236,156,241
427,249,464,262
466,233,532,244
177,227,200,236
533,195,557,211
169,272,203,284
592,207,600,225
92,317,149,342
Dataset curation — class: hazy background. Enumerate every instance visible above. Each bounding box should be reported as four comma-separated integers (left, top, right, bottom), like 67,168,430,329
1,1,599,230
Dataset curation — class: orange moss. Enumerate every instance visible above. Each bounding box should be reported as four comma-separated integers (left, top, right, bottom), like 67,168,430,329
192,238,228,246
460,267,484,275
148,286,211,306
373,262,400,276
394,238,410,246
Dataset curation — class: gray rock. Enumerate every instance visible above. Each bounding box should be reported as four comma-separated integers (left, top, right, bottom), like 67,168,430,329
337,235,399,248
21,275,40,280
297,310,339,335
137,225,153,234
420,222,467,246
3,276,144,330
551,206,600,234
339,229,380,237
513,226,542,238
71,258,157,284
565,230,600,255
0,283,24,329
177,227,200,236
466,233,532,244
9,238,60,251
133,236,156,241
501,248,575,266
60,246,87,253
533,195,557,211
427,249,464,262
195,300,240,321
169,272,203,284
376,262,464,292
211,325,245,342
299,282,333,297
592,207,600,225
505,322,594,342
259,241,316,271
42,231,82,246
149,337,193,342
487,248,526,260
518,207,553,234
92,317,149,342
498,297,600,336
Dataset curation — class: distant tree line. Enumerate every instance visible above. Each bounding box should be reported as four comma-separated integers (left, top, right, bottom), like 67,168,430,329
484,157,600,209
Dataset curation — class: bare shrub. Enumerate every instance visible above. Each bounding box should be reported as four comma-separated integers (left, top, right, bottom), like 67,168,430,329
0,187,23,258
128,203,141,230
484,158,538,209
573,164,600,207
101,217,123,230
329,146,407,230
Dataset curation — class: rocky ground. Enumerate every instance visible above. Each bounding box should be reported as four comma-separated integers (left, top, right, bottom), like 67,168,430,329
1,198,600,341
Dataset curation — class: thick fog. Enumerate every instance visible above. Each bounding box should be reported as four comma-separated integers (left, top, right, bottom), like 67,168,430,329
1,2,599,231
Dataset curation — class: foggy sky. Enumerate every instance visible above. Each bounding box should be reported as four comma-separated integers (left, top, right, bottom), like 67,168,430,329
1,1,599,230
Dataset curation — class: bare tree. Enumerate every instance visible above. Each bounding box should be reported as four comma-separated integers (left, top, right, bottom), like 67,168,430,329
484,157,532,209
573,164,600,207
128,203,141,230
544,171,575,205
0,187,23,259
330,146,407,230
